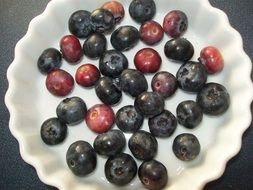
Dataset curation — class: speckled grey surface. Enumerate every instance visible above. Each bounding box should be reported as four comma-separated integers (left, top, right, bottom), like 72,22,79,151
0,0,252,190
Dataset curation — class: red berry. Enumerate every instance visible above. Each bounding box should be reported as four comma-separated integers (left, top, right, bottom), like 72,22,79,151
85,104,115,134
134,48,162,73
139,20,164,45
75,64,101,87
101,1,125,23
46,69,74,96
199,46,224,74
60,35,83,63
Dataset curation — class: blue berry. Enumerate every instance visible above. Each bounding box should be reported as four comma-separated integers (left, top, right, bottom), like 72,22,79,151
91,9,115,33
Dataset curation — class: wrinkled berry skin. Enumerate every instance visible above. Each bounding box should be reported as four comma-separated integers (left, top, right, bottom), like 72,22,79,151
83,33,107,59
95,77,122,105
101,1,125,23
135,92,164,118
120,69,148,97
75,64,101,87
196,83,230,115
93,129,126,157
91,9,116,33
148,110,177,138
68,10,94,38
66,141,97,176
164,38,194,63
176,61,207,93
46,69,74,97
129,0,156,23
37,48,62,74
151,71,177,99
173,133,200,161
85,104,115,134
40,118,67,145
139,20,164,45
128,130,158,160
56,97,87,125
176,100,203,129
111,25,139,51
163,10,188,38
60,35,83,63
138,160,168,190
105,153,137,186
116,105,144,133
99,50,128,78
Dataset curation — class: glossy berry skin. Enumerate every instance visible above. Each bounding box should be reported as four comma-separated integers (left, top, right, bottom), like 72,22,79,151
128,130,158,160
56,97,87,125
134,48,162,73
196,83,230,115
120,69,148,97
40,118,67,145
101,1,125,23
151,71,177,99
37,48,62,74
163,10,188,38
176,61,207,93
135,92,164,118
129,0,156,23
139,21,164,45
66,141,97,176
138,160,168,190
99,50,128,78
46,69,74,97
164,38,194,63
95,77,122,105
105,153,137,186
173,133,200,161
177,100,203,129
116,105,144,133
90,9,116,33
111,25,139,51
199,46,224,74
75,64,100,87
93,129,126,157
85,104,115,134
60,35,83,63
148,110,177,138
68,10,94,38
83,33,107,59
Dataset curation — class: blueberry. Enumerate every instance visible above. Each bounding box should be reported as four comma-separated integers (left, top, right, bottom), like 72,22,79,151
105,153,137,186
176,100,203,129
40,118,67,145
164,38,194,63
66,141,97,176
93,129,126,156
37,48,62,74
95,76,122,105
56,97,87,125
99,50,128,78
148,110,177,138
135,91,164,118
68,10,94,38
111,25,139,51
176,61,207,92
173,133,200,161
128,130,158,160
90,9,115,33
116,105,144,133
196,83,230,115
83,33,107,59
138,160,168,190
129,0,156,23
120,69,148,97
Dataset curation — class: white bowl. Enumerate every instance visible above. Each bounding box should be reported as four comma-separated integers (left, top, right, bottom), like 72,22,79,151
5,0,253,189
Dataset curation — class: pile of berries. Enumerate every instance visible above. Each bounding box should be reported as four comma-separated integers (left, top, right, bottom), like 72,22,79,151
38,0,230,189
